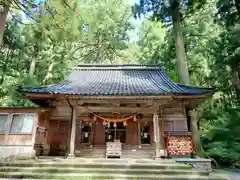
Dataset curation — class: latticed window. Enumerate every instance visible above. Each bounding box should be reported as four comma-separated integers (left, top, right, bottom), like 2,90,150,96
10,114,35,134
0,114,8,133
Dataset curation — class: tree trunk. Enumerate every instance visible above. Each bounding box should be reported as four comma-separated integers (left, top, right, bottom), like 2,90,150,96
171,0,190,85
29,45,38,77
190,109,204,155
0,48,10,84
43,45,55,85
231,61,240,104
0,1,12,45
29,57,37,77
170,0,203,155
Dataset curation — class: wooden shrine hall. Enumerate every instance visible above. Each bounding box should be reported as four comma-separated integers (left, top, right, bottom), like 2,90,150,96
1,64,214,159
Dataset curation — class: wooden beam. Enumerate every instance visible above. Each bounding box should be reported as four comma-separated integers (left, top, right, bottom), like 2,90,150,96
67,95,174,100
49,116,186,122
77,98,174,113
78,106,158,113
53,98,175,107
0,107,54,113
25,93,55,99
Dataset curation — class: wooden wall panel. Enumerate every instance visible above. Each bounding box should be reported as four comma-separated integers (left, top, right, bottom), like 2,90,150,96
173,120,188,131
47,120,58,145
45,120,70,155
126,121,138,145
163,104,187,132
0,135,5,144
163,104,185,119
38,112,47,127
164,121,174,131
4,134,32,145
51,106,71,117
47,120,69,146
93,121,105,145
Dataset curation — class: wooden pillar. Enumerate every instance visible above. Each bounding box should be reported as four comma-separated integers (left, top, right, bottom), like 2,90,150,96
137,119,141,148
67,106,77,158
78,120,83,149
31,112,39,157
159,107,166,157
43,112,50,156
153,112,161,159
90,122,94,147
160,119,166,156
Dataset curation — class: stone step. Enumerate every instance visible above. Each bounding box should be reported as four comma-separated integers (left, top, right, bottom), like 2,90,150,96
77,148,155,159
0,166,209,176
78,149,106,158
0,161,192,170
0,158,182,164
121,154,154,159
0,172,227,180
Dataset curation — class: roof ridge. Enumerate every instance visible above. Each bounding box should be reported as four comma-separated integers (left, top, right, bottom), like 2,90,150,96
74,64,163,70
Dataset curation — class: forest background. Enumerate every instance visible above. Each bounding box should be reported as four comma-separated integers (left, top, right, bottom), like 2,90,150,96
0,0,239,168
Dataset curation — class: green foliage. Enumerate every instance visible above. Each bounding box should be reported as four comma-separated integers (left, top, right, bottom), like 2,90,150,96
201,103,240,167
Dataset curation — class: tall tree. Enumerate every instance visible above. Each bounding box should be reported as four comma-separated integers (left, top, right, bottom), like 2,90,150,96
0,0,12,45
68,0,133,64
170,0,190,85
215,0,240,103
134,0,208,155
0,0,81,45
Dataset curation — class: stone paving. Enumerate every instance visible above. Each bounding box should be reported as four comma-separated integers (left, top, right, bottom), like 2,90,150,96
211,170,240,180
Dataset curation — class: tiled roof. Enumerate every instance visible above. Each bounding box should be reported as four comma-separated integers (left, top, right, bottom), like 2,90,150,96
18,65,214,96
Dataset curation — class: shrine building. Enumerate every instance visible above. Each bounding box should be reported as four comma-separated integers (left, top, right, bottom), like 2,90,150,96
0,65,214,159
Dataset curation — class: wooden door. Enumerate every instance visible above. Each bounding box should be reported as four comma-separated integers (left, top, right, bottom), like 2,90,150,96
93,121,105,145
126,121,138,145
